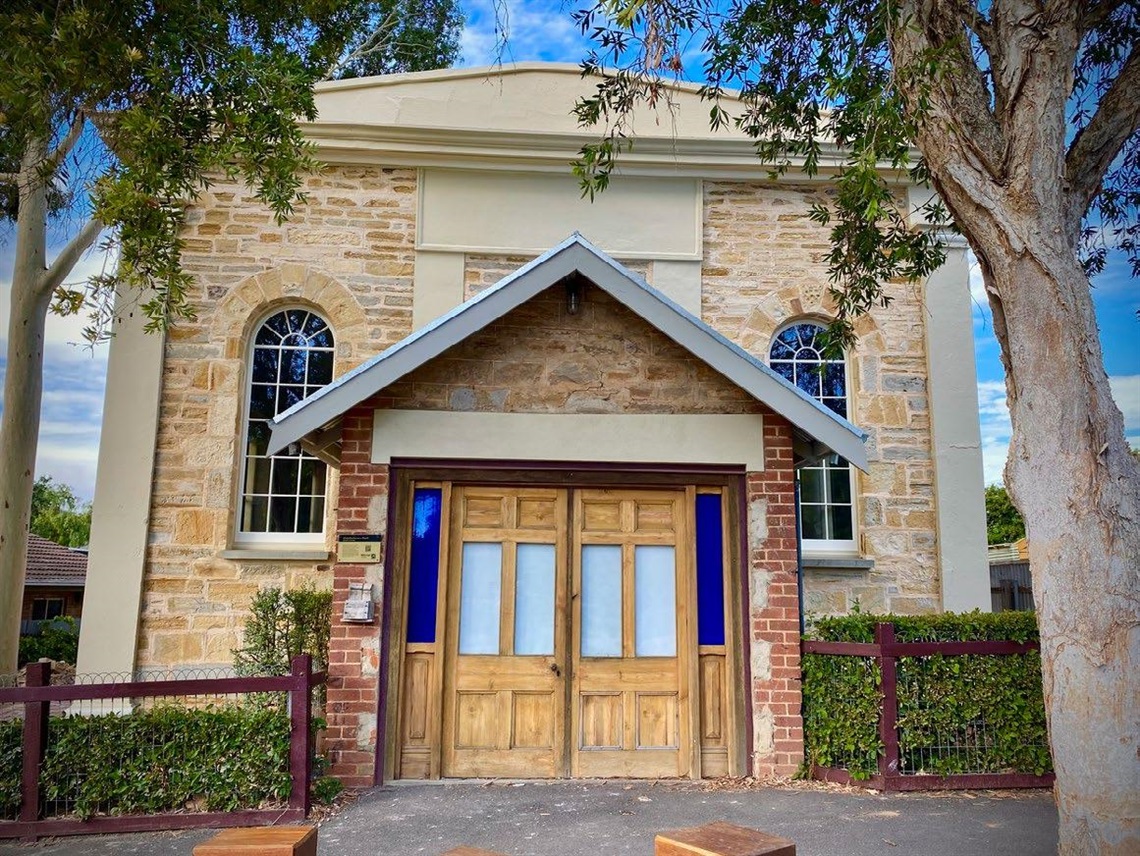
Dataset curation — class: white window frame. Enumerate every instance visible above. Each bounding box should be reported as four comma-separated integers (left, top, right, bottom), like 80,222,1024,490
768,321,859,556
234,308,335,547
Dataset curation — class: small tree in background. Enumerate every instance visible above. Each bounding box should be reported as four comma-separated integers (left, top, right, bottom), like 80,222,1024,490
0,0,462,674
984,485,1026,546
29,477,91,549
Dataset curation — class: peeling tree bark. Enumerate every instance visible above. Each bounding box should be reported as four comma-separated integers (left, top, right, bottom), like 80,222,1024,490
890,3,1140,852
998,248,1140,856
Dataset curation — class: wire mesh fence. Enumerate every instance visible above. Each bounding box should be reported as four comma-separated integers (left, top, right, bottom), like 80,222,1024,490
802,623,1053,790
0,656,323,838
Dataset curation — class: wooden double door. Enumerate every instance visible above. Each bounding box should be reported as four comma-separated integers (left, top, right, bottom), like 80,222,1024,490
441,486,693,779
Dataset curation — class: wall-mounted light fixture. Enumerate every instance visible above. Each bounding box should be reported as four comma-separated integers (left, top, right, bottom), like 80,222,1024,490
566,280,582,315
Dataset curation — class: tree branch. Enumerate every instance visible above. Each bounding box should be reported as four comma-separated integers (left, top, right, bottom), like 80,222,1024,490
1065,48,1140,227
956,0,996,59
1078,0,1118,34
45,113,86,172
0,173,17,185
893,0,1005,181
36,216,103,298
322,9,399,80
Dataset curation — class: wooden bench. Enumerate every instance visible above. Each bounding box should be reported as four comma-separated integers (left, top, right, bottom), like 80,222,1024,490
655,821,795,856
193,826,317,856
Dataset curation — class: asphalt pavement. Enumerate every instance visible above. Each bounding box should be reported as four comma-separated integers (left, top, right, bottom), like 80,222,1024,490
0,780,1058,855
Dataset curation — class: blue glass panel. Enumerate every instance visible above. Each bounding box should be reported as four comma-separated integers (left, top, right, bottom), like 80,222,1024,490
696,493,726,646
302,313,328,339
263,311,290,338
406,488,443,644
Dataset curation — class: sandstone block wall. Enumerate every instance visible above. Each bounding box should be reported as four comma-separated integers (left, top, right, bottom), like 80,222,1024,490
702,182,939,616
138,166,415,671
138,174,939,675
377,281,765,416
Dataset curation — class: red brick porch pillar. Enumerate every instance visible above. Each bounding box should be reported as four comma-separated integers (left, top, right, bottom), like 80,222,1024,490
326,407,388,786
746,417,805,777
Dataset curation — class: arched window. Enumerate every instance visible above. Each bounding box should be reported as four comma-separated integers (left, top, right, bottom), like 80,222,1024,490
769,322,856,550
239,309,335,540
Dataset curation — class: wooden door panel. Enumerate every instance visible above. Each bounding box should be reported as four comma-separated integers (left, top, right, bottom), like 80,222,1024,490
637,693,679,749
517,497,558,529
461,494,506,528
579,693,624,749
511,692,555,749
455,692,499,748
572,489,691,779
442,487,567,779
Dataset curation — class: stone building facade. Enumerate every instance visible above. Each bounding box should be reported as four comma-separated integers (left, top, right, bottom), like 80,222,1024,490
79,65,989,787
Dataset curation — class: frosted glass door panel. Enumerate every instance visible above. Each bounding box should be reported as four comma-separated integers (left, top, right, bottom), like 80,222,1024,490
581,545,622,657
634,545,676,657
514,543,556,655
458,542,502,655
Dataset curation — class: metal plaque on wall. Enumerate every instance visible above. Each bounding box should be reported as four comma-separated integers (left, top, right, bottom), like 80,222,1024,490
337,533,383,563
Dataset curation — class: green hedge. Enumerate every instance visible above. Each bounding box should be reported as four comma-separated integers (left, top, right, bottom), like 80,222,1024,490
0,704,290,820
18,617,80,666
803,611,1050,780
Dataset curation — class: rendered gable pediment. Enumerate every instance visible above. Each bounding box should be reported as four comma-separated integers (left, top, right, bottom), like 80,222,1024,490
268,234,868,470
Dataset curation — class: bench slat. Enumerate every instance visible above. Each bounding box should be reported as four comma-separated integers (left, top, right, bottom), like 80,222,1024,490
655,821,796,856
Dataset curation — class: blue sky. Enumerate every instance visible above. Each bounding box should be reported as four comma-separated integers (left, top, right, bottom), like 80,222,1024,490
1,0,1137,499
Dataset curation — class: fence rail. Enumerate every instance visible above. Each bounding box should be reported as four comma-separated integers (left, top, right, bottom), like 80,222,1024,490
0,655,324,841
802,623,1054,791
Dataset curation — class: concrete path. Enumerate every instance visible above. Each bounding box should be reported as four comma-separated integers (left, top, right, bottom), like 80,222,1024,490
0,781,1058,855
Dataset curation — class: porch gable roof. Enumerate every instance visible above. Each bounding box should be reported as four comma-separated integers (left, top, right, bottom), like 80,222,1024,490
268,234,868,470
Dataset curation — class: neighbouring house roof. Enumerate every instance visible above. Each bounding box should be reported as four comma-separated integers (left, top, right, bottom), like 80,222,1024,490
988,537,1030,565
269,234,869,471
25,534,88,588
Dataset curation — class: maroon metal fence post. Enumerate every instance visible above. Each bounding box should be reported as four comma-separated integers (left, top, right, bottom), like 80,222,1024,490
20,660,51,826
289,654,313,817
875,623,900,787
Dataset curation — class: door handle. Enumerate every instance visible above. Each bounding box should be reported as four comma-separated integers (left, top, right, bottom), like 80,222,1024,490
550,663,562,678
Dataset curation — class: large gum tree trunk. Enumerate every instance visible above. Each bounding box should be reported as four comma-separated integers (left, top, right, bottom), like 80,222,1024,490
887,2,1139,847
991,246,1140,855
0,139,52,672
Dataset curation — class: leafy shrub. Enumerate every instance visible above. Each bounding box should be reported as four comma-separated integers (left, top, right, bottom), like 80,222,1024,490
18,617,80,666
802,650,882,779
809,610,1039,643
0,721,21,819
233,586,332,678
311,775,343,805
803,611,1050,780
12,704,292,819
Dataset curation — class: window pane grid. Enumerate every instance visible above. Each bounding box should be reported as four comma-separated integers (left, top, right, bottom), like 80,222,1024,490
239,310,334,537
769,322,855,546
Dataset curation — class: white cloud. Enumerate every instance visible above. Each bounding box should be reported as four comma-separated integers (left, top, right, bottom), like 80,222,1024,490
976,379,1011,485
459,0,592,67
0,240,114,501
1109,374,1140,446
